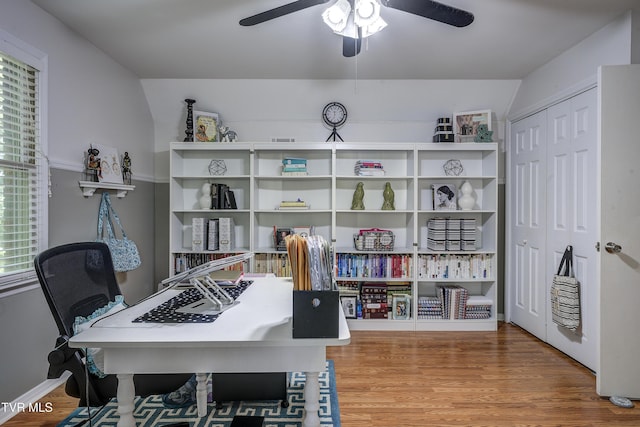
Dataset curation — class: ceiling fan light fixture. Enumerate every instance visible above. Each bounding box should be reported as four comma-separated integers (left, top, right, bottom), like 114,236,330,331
335,12,359,39
354,0,381,27
360,15,387,38
322,0,352,32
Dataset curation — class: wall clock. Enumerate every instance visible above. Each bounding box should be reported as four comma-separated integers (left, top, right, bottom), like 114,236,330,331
322,102,347,142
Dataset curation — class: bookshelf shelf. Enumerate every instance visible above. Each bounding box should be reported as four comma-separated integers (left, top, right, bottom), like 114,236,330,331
169,141,498,331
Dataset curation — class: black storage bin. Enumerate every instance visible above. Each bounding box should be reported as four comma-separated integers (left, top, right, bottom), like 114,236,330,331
292,290,339,338
211,372,287,405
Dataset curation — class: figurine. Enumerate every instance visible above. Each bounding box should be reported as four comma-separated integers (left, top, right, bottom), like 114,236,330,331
351,182,365,210
381,182,395,210
474,124,493,142
122,152,132,185
199,183,212,209
86,148,101,182
219,125,238,142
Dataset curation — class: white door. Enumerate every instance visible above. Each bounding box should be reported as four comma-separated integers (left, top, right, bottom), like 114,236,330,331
508,110,547,340
597,65,640,398
545,89,598,370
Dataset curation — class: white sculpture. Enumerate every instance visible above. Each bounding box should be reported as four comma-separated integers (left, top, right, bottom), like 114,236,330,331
458,181,475,210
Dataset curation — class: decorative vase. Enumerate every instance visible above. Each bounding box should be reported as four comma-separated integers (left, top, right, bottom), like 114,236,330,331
381,182,395,210
199,183,212,209
458,180,475,210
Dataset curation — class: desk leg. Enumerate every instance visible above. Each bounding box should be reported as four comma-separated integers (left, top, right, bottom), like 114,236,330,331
116,373,136,427
303,371,321,427
196,373,208,418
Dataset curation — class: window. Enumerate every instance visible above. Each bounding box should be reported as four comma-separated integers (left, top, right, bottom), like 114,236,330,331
0,33,48,294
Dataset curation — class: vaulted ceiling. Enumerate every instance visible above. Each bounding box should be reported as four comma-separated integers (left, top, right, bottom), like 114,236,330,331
31,0,639,79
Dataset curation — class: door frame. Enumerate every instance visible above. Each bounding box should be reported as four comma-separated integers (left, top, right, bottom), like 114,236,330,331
505,78,597,324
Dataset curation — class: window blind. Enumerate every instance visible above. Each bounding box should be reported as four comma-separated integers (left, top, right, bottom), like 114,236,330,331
0,51,42,285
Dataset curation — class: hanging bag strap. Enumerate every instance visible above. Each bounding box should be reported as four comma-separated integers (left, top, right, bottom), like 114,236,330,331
97,192,113,239
97,193,127,240
556,245,574,277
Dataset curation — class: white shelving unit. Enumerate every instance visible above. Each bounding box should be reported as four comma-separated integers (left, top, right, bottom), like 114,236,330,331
169,141,498,331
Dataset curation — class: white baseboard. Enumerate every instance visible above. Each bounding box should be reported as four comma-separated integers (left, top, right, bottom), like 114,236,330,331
0,373,69,424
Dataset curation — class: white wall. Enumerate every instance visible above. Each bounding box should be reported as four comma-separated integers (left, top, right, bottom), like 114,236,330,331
0,0,158,405
142,79,520,181
509,11,633,119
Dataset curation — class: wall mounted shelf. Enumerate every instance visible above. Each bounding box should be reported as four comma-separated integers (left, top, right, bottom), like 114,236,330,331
78,180,135,198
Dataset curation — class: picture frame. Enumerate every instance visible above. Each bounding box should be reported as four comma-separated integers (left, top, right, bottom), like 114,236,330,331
91,143,123,184
193,110,219,142
273,226,293,251
392,294,411,320
432,183,457,211
453,109,491,143
340,296,357,319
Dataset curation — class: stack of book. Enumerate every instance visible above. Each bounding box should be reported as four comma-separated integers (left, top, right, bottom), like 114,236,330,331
361,283,388,319
277,199,309,210
281,157,308,176
417,296,443,319
354,160,385,176
464,295,493,320
437,284,469,319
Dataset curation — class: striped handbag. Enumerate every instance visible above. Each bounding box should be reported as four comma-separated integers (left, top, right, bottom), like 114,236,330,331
550,245,580,331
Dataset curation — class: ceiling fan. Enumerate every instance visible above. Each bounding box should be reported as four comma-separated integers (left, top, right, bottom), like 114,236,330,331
239,0,474,57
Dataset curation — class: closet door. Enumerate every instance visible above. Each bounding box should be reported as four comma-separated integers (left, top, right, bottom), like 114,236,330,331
508,110,547,340
545,89,598,371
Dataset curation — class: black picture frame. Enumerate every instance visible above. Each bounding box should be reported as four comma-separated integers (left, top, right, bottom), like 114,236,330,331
340,296,357,319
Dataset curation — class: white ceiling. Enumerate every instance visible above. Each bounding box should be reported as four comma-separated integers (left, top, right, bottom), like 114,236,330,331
31,0,639,80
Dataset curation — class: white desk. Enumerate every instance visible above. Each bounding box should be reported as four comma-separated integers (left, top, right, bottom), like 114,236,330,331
69,276,350,427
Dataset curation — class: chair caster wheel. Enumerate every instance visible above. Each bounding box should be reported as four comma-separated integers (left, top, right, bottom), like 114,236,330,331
280,400,289,408
216,402,223,410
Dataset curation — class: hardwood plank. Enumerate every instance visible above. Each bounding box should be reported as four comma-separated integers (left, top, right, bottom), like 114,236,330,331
5,323,640,426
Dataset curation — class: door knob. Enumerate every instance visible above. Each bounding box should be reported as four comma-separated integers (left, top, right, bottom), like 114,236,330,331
605,242,622,254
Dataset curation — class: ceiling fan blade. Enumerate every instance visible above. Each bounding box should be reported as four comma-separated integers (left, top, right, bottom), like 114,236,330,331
239,0,331,26
381,0,474,27
343,35,362,57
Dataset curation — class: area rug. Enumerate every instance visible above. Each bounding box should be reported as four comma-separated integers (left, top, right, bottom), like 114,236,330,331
57,361,339,427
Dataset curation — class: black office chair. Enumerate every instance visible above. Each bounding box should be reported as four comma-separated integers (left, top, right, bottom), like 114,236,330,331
35,241,191,407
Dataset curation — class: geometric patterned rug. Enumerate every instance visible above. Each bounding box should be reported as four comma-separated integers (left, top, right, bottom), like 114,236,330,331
57,361,340,427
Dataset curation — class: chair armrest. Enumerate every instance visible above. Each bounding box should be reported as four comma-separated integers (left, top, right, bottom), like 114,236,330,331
47,335,85,380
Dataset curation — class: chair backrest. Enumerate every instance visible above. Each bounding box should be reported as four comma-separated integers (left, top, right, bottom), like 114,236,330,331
35,242,122,337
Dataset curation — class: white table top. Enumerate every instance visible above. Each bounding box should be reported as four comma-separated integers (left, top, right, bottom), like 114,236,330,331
69,276,350,350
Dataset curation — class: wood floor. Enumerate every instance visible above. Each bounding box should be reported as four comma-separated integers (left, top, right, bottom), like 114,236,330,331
5,323,639,426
